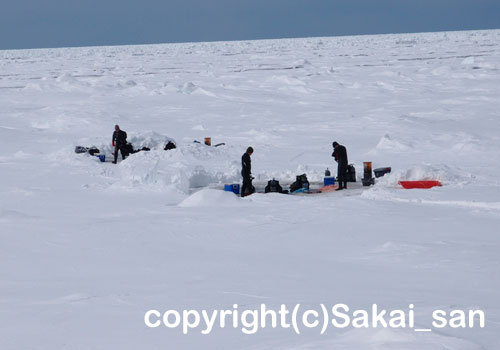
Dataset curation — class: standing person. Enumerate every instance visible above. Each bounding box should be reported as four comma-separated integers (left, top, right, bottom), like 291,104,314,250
112,125,128,164
332,141,348,190
241,147,255,197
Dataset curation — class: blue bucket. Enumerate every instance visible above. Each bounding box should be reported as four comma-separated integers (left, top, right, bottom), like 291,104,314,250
324,176,335,186
224,184,240,195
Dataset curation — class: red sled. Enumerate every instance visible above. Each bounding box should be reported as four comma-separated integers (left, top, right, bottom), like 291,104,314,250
399,180,442,189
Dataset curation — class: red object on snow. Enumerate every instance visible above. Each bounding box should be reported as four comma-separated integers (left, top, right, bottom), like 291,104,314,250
319,184,339,193
399,180,442,189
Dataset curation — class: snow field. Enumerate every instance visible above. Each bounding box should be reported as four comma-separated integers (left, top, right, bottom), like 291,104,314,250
1,30,500,349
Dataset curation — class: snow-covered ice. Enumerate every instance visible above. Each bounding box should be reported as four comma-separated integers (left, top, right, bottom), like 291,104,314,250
1,30,500,349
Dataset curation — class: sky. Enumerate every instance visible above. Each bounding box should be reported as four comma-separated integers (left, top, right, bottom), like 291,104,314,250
1,0,499,50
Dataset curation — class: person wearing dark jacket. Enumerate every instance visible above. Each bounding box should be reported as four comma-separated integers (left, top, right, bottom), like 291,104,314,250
332,141,348,190
241,147,255,197
112,125,128,164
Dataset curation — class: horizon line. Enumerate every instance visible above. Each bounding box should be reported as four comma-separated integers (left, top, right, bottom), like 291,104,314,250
2,26,499,53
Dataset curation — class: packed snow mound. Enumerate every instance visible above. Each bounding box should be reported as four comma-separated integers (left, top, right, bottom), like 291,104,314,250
449,133,482,153
127,131,176,150
257,165,324,184
462,56,475,65
178,82,197,94
375,134,412,152
178,82,216,96
108,141,241,193
178,189,242,207
68,131,176,159
110,150,190,192
45,131,241,194
191,124,205,131
431,65,453,76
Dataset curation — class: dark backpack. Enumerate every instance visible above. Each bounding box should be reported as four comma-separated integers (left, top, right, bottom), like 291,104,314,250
290,174,310,192
123,143,134,156
75,146,88,154
75,146,100,155
164,141,176,150
346,164,356,182
242,184,256,196
265,179,283,193
88,147,100,156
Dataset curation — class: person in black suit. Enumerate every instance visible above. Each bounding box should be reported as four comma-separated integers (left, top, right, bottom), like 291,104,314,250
241,147,255,197
112,125,128,164
332,141,348,190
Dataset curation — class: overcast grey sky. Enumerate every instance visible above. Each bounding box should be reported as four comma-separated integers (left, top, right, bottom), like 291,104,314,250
1,0,499,50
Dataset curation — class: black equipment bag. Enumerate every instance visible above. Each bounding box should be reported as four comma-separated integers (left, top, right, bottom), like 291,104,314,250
346,164,356,182
289,174,310,192
164,141,177,150
123,143,134,157
75,146,100,155
75,146,88,154
88,147,100,156
265,179,283,193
